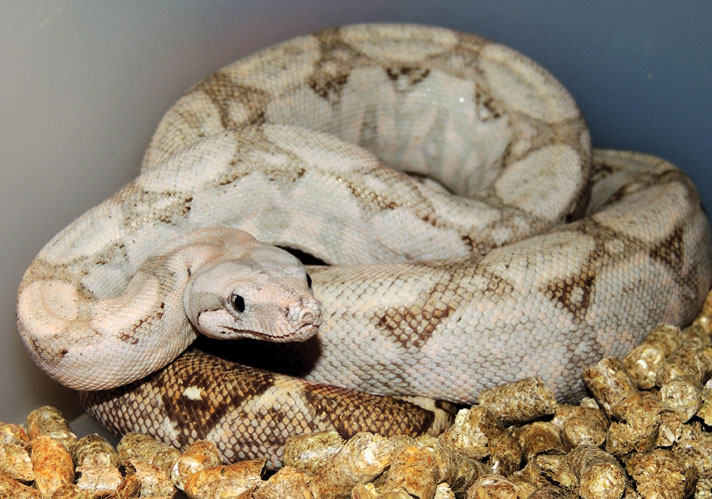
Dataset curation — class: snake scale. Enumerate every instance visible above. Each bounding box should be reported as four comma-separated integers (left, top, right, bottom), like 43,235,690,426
16,24,712,467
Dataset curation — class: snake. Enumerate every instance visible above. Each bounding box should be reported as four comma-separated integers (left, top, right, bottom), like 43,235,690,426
16,24,712,468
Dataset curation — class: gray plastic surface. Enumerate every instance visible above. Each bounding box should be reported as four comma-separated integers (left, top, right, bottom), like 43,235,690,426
1,2,710,431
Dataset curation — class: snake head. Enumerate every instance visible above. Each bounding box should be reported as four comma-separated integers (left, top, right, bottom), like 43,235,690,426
183,241,321,342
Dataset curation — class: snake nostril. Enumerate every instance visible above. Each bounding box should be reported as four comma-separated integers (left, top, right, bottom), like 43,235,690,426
299,310,315,325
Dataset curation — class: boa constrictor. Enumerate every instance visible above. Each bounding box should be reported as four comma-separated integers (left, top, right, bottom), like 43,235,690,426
17,24,712,467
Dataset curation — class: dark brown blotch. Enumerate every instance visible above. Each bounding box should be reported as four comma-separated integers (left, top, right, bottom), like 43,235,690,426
385,66,431,91
649,225,685,274
545,271,596,323
117,302,165,344
309,73,349,102
159,351,275,448
192,71,269,129
302,384,436,439
375,302,454,351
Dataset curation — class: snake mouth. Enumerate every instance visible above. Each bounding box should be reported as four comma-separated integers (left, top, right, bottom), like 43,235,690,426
291,321,321,340
219,323,319,343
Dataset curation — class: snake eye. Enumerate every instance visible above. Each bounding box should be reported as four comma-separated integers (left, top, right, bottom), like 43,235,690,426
306,272,312,290
232,294,245,313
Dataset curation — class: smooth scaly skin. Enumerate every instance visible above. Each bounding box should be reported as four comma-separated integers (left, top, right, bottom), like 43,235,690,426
17,25,712,467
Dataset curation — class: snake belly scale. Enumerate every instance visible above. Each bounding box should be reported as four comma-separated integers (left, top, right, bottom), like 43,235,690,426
16,24,712,467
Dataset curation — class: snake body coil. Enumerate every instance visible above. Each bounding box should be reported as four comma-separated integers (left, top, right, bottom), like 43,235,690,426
17,25,712,467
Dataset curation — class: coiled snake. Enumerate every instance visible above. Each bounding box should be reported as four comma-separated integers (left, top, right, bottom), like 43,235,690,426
16,24,712,467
